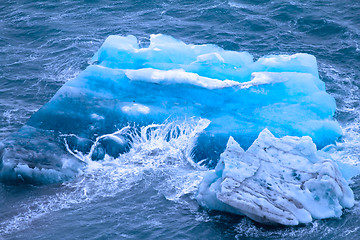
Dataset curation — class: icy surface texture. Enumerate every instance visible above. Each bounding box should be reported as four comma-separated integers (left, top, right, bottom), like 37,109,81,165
0,34,341,183
86,34,341,148
196,129,354,225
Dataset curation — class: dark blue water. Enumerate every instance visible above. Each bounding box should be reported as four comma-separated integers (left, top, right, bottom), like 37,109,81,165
0,0,360,239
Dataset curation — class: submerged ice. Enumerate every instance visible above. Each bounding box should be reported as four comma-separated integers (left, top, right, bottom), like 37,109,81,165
196,129,354,225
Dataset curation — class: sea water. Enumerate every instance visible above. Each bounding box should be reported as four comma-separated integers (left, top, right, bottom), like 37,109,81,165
0,0,359,239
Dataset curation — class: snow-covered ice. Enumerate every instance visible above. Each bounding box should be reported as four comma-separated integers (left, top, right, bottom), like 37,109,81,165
196,129,354,225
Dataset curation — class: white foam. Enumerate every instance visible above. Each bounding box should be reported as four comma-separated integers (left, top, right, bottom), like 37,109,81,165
0,119,210,235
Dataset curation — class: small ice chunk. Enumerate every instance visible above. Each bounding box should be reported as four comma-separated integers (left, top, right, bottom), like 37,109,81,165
196,129,354,225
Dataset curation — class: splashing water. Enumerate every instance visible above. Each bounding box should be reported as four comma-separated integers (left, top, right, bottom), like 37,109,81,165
0,118,211,235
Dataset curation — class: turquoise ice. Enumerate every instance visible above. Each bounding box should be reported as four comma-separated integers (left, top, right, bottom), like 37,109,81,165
0,35,342,183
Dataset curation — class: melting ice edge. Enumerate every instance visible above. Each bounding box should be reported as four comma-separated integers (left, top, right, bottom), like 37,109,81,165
0,34,356,225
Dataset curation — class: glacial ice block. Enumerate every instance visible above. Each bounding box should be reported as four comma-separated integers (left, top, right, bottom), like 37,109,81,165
196,129,354,225
0,34,342,183
88,34,341,150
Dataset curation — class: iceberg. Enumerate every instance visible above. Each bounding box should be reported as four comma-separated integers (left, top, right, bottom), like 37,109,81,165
0,34,342,183
196,129,354,225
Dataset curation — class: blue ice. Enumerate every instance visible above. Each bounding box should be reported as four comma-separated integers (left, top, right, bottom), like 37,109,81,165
0,34,342,184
